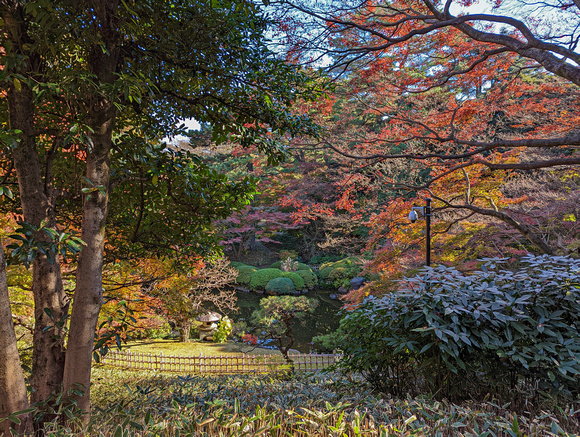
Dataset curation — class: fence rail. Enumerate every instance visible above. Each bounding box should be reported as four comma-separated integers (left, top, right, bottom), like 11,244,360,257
100,350,339,374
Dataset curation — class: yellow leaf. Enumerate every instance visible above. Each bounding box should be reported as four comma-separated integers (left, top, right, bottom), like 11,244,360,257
13,77,21,92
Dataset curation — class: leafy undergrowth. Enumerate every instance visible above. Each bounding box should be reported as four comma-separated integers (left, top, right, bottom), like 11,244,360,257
44,367,579,436
123,339,280,356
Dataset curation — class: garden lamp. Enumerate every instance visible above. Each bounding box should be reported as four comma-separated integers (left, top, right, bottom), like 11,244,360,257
408,198,432,266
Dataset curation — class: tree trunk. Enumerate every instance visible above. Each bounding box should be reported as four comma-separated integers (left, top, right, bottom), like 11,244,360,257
0,248,32,436
63,146,111,416
179,324,192,342
6,62,68,405
62,2,119,416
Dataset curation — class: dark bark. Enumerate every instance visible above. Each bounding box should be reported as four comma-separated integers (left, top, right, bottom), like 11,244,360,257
0,249,32,436
179,324,192,342
4,5,69,405
62,0,120,417
433,196,555,255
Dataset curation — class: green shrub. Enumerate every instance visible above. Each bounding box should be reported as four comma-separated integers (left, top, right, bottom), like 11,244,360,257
229,261,249,268
270,261,312,271
312,327,346,353
235,265,257,286
213,316,233,343
320,256,358,270
265,277,296,294
279,250,298,260
249,268,284,290
281,272,305,290
338,255,580,401
318,266,334,281
309,254,343,264
318,257,362,288
295,270,318,289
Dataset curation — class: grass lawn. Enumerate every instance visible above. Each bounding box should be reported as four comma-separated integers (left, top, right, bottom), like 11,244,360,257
122,338,282,356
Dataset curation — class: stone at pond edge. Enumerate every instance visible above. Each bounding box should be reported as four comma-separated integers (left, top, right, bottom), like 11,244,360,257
301,289,309,294
337,286,348,294
329,293,338,300
350,276,365,291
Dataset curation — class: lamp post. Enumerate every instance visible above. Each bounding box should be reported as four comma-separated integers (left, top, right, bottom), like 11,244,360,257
407,198,432,266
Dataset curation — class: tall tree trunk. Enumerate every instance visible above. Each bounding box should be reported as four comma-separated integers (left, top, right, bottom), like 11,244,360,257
63,143,111,415
179,323,192,342
62,1,120,417
7,72,68,405
0,248,32,436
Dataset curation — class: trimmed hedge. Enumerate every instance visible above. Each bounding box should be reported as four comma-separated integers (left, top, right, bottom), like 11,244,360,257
295,270,318,289
270,261,312,271
318,257,363,288
230,261,250,269
318,267,334,281
265,277,296,294
249,268,284,290
281,272,305,290
296,263,312,272
235,265,257,286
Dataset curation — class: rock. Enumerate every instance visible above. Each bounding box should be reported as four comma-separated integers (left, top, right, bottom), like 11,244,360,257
329,293,338,300
337,286,348,294
350,276,365,291
301,289,309,294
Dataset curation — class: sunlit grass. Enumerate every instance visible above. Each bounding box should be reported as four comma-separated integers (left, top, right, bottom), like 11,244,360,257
43,367,579,436
122,339,281,356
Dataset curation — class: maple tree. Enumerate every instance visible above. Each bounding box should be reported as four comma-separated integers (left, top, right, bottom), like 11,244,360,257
270,0,579,276
210,139,373,261
218,205,303,258
137,257,237,342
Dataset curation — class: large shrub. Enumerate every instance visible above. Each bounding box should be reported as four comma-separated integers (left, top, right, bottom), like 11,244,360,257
281,272,305,290
318,266,334,281
338,255,580,401
265,277,296,295
295,270,318,289
213,316,233,343
318,257,362,288
229,261,250,269
249,268,284,290
235,265,257,287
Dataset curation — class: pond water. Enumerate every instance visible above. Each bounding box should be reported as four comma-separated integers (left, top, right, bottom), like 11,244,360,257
228,290,344,353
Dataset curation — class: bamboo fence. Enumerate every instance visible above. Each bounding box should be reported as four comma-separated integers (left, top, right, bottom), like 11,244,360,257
100,350,339,374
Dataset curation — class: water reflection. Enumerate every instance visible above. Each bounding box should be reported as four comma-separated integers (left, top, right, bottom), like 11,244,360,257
228,290,344,353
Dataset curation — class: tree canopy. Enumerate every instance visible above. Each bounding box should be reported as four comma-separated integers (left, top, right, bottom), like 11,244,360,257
0,0,321,431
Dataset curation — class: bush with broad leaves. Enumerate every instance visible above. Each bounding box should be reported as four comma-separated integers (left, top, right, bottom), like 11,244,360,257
338,255,580,401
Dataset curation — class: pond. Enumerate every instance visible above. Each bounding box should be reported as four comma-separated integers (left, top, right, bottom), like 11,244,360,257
228,289,344,353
